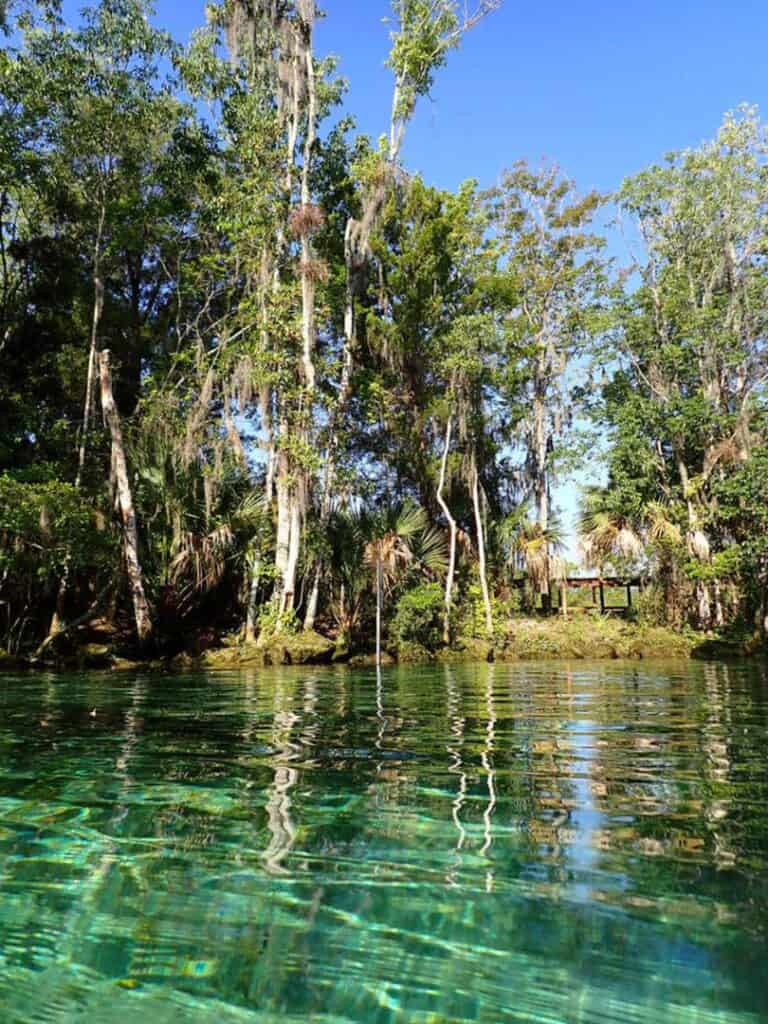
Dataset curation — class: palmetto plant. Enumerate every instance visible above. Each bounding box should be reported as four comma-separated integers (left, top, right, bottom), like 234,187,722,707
325,508,369,641
507,518,567,601
578,488,645,570
362,502,447,664
170,490,271,606
131,404,270,616
579,489,683,571
645,500,684,548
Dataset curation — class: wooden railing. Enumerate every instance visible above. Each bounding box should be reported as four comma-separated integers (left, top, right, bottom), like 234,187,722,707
511,575,645,614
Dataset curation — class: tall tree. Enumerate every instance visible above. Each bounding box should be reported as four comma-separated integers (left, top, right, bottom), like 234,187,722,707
607,107,768,627
489,162,604,609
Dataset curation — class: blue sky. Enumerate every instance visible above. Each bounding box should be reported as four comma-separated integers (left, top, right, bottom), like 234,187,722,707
62,1,768,553
115,0,768,195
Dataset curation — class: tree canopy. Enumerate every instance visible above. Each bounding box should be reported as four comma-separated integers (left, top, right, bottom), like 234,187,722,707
1,2,766,661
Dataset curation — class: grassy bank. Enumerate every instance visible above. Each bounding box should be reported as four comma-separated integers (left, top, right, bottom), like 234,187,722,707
2,615,764,673
478,617,699,662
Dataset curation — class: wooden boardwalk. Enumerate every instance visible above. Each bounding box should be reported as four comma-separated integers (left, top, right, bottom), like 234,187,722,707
511,575,645,614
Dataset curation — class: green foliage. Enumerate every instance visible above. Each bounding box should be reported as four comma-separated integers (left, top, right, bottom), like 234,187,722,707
390,582,444,651
711,444,768,624
2,1,765,655
631,585,667,627
456,583,521,642
387,0,458,122
595,108,768,628
257,605,299,640
0,475,111,579
0,476,114,649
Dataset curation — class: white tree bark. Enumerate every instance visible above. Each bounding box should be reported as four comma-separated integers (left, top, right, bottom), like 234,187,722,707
274,443,292,612
303,563,322,632
376,558,383,667
532,348,551,609
436,416,457,644
75,206,106,489
98,350,153,647
471,459,493,637
283,491,302,615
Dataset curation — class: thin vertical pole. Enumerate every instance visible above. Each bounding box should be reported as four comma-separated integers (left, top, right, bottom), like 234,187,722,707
599,582,605,614
376,558,383,667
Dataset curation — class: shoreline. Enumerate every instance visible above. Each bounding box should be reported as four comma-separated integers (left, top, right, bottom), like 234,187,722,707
2,618,764,673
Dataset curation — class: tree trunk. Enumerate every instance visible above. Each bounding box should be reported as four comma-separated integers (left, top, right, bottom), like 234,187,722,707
245,556,262,643
298,8,317,397
713,579,725,629
532,359,551,613
471,460,493,637
268,17,306,624
696,581,712,630
274,440,292,611
283,492,302,616
303,563,321,632
304,286,355,629
283,11,317,625
436,416,457,645
76,209,106,489
49,216,106,640
376,558,383,667
98,350,153,648
34,580,114,661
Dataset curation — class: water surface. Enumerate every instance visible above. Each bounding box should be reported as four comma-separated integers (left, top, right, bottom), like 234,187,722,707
0,660,767,1023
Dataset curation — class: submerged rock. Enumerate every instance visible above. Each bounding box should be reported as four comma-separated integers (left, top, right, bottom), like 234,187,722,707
271,631,335,665
691,638,750,660
76,643,112,668
348,652,396,668
110,657,147,672
196,630,336,669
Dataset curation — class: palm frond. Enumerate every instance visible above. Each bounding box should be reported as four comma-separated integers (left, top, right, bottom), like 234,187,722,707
645,501,683,545
393,502,428,538
411,524,449,576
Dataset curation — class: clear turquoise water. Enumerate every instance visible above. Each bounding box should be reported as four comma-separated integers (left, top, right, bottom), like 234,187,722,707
0,660,767,1023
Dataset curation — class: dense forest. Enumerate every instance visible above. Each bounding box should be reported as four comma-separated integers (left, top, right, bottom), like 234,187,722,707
1,0,767,664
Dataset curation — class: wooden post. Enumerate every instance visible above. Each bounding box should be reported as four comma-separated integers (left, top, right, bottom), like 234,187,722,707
98,350,153,648
592,585,597,606
599,581,605,614
627,583,633,609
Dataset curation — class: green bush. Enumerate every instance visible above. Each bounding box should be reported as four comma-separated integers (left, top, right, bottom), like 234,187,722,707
257,604,300,639
0,477,116,598
456,583,522,642
391,582,444,651
632,584,667,627
0,476,110,580
0,476,115,651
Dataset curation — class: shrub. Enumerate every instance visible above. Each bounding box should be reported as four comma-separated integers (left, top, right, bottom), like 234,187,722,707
390,582,444,651
257,604,300,639
0,476,110,580
632,584,667,627
0,476,114,651
456,583,522,642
